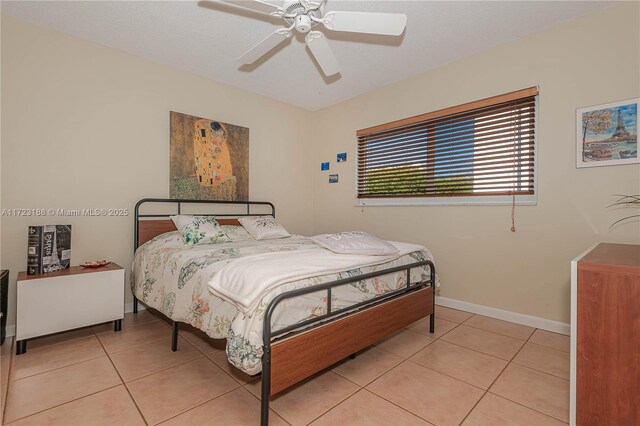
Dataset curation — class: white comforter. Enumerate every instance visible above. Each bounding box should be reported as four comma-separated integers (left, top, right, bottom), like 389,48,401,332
208,241,426,313
132,232,435,374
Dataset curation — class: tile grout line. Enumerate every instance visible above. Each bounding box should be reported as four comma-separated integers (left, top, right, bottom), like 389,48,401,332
485,390,570,424
401,358,487,392
204,352,260,387
97,322,175,356
406,317,463,338
456,325,535,425
93,319,161,337
8,346,107,382
527,339,570,354
8,326,173,384
373,339,434,359
95,329,149,426
510,360,570,381
362,316,499,426
100,321,240,423
8,314,160,356
461,315,537,341
4,383,123,424
373,317,463,359
243,383,294,426
23,329,95,352
366,315,541,425
155,384,243,425
125,354,207,384
104,316,254,424
360,388,438,426
112,331,243,423
330,348,404,388
430,336,521,362
4,346,243,425
462,326,570,424
446,323,533,345
408,315,531,362
483,361,570,423
510,330,570,380
361,387,439,426
7,350,109,384
304,387,370,426
361,361,448,425
3,310,569,425
288,371,359,426
242,367,362,426
2,337,15,422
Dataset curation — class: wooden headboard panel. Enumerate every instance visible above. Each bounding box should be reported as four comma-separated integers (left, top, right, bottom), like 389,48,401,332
138,218,240,247
134,198,275,250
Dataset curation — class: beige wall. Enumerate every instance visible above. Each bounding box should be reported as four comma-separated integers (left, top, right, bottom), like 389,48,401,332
0,15,314,328
1,4,639,331
310,3,640,323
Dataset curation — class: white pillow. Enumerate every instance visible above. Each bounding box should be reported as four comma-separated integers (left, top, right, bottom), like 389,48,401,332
312,231,399,255
170,215,231,245
238,216,290,240
221,225,254,242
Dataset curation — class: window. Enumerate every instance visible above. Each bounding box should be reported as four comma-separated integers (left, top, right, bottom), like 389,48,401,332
357,87,538,205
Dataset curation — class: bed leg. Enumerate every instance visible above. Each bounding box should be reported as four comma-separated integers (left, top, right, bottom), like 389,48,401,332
133,297,138,314
429,313,435,334
349,353,357,359
261,345,271,426
171,321,178,352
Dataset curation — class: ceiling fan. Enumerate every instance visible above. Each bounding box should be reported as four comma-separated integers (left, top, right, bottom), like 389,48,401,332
217,0,407,76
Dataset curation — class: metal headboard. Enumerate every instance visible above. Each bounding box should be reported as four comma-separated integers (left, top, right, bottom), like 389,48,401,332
134,198,275,251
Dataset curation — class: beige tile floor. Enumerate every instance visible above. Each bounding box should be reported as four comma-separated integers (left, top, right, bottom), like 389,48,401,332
0,306,570,425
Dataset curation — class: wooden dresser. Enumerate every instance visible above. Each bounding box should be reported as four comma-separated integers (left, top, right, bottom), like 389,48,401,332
570,243,640,425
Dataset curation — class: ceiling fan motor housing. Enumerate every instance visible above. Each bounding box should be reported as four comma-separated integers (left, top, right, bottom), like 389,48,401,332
283,1,323,33
294,15,312,33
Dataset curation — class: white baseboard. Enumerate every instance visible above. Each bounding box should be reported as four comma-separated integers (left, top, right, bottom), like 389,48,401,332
3,302,148,338
5,324,15,338
436,296,570,335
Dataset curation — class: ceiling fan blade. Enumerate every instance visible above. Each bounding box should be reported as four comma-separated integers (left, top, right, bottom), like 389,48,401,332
237,28,292,64
221,0,285,16
322,11,407,36
305,31,341,76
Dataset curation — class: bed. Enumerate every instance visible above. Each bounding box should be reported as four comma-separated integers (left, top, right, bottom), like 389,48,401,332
131,198,436,425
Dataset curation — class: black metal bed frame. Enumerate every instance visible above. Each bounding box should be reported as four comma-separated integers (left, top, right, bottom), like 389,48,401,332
133,198,276,351
132,198,435,426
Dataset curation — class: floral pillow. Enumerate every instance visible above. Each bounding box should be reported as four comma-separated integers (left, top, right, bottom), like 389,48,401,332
221,225,255,242
170,215,231,245
238,216,290,240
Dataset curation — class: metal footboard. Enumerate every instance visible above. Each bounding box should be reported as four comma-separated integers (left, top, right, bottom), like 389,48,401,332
260,259,436,425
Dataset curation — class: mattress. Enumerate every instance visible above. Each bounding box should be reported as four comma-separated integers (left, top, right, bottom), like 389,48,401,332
132,231,434,375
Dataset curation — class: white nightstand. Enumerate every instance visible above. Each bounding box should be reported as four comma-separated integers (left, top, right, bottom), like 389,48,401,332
16,263,125,355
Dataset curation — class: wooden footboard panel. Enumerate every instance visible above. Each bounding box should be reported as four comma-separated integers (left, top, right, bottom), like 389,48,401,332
269,286,433,395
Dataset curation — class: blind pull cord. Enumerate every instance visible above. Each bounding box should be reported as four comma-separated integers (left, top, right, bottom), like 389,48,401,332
511,193,516,232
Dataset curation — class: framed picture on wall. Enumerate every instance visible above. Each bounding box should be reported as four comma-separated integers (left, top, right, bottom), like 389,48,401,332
576,98,638,168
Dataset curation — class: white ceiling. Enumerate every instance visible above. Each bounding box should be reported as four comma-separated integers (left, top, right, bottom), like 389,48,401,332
2,1,612,110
